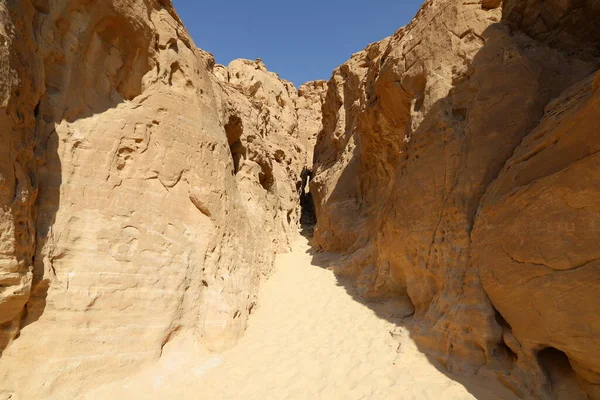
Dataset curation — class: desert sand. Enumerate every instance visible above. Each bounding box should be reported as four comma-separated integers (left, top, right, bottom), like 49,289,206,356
85,234,516,400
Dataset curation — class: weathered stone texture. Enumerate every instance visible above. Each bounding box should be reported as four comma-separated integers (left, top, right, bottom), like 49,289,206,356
311,0,600,398
0,1,306,397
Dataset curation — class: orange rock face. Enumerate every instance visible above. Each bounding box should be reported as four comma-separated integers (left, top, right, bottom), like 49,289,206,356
311,0,600,398
297,80,328,165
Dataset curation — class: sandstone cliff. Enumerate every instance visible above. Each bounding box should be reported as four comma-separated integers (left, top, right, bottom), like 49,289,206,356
296,80,328,165
311,0,600,398
0,1,307,397
1,0,599,398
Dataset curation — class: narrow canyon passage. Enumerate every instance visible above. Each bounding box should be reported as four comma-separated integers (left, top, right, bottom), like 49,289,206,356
1,1,599,398
87,234,513,400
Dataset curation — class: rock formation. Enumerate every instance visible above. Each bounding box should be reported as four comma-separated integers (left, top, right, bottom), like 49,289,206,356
296,80,328,165
1,0,599,398
0,1,307,397
311,0,600,399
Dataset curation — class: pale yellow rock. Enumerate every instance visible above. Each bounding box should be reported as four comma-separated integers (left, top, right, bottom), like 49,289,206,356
213,64,229,83
473,71,600,399
0,0,307,398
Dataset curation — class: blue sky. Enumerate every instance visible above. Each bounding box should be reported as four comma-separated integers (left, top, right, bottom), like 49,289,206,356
172,0,424,87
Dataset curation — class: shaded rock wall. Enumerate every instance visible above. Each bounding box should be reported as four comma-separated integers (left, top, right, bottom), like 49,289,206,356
0,1,307,397
311,0,600,398
473,67,600,400
502,0,600,57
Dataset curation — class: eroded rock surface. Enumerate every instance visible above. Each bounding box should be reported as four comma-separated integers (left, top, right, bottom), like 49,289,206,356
0,0,42,352
311,0,600,398
502,0,600,56
1,0,599,399
0,1,306,397
296,80,327,165
473,70,600,400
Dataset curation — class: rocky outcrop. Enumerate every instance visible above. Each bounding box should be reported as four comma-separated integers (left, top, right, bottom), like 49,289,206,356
216,58,307,209
311,0,600,398
473,69,600,400
0,1,306,397
296,80,327,165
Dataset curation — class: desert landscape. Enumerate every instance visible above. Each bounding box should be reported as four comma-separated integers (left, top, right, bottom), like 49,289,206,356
0,0,599,399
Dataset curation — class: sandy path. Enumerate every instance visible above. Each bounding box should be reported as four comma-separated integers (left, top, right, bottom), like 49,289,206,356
88,235,506,399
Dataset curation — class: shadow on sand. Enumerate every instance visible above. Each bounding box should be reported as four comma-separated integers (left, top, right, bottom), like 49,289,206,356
300,224,519,400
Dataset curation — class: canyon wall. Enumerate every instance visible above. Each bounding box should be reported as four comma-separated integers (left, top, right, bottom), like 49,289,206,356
296,80,328,165
1,0,598,398
0,1,307,397
311,0,600,398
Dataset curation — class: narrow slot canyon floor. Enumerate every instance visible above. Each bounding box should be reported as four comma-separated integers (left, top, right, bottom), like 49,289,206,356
86,233,516,400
